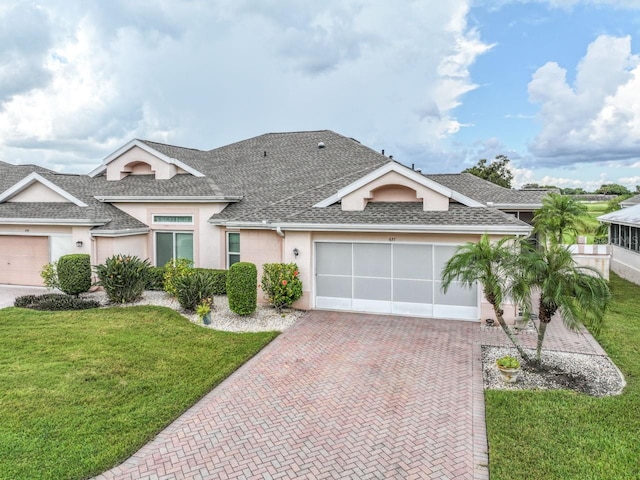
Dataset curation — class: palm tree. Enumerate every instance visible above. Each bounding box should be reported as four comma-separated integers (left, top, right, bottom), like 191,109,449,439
441,233,531,362
533,193,588,244
513,243,611,363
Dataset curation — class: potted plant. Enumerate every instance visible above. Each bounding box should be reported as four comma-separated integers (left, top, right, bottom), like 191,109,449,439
496,355,521,383
196,297,213,325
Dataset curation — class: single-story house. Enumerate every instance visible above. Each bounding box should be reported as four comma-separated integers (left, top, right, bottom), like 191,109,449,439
599,204,640,285
0,130,549,321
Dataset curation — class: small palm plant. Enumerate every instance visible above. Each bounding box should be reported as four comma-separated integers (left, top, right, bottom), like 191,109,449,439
441,233,531,362
512,242,611,363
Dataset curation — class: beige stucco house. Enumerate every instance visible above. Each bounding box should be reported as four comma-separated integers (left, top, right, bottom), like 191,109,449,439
0,130,549,321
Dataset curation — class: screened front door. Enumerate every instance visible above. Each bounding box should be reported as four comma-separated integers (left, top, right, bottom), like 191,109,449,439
314,242,478,321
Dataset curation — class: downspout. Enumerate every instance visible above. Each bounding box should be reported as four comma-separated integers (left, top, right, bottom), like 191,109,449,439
275,226,285,263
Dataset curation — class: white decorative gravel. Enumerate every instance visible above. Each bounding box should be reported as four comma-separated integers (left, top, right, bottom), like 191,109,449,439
483,346,626,397
81,290,304,332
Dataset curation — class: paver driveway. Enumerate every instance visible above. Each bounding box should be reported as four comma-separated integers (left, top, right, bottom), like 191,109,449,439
96,311,488,480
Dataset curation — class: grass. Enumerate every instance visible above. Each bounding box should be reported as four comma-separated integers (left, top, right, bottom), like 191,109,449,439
485,273,640,479
0,306,278,480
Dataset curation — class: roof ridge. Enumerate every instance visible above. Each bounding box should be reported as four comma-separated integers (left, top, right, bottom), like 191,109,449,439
139,139,205,152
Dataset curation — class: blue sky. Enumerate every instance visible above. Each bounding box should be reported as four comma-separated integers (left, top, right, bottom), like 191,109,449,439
1,1,639,191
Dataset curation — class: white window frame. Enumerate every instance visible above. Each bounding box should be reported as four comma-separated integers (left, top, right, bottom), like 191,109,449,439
227,231,240,268
152,214,194,225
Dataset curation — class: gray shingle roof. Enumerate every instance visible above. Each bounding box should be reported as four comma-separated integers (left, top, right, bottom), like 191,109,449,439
0,131,543,232
426,173,550,207
599,203,640,226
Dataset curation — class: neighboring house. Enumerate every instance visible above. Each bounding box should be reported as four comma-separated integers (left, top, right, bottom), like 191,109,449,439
620,194,640,208
0,130,549,321
598,204,640,285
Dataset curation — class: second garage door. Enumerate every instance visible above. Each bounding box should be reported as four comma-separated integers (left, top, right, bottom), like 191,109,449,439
315,242,478,321
0,236,49,286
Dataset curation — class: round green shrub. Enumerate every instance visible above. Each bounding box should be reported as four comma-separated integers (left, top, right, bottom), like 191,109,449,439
95,255,150,304
57,254,91,295
227,262,257,316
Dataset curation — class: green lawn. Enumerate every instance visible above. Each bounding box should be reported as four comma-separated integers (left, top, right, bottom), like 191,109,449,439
485,273,640,479
0,306,278,480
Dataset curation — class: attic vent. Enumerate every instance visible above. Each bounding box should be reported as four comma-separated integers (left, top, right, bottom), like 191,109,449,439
318,142,325,149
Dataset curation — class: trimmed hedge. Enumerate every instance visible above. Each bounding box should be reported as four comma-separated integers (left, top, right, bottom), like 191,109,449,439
146,266,166,291
95,255,150,304
227,262,257,316
57,254,91,295
14,293,100,311
174,271,219,311
194,268,227,295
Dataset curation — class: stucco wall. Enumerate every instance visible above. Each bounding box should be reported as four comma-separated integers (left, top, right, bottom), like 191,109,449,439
7,182,70,203
238,229,284,305
341,171,449,211
111,203,226,267
94,235,147,265
611,245,640,286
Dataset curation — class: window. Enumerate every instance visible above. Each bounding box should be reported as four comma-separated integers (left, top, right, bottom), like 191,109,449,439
156,231,193,266
152,214,193,224
227,232,240,267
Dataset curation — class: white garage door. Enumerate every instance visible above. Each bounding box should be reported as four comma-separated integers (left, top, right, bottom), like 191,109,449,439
315,242,478,321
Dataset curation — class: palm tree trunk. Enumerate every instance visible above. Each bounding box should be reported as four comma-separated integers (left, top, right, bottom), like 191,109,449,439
492,303,532,363
536,321,548,363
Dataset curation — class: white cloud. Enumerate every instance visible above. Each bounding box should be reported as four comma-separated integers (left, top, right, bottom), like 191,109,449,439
528,35,640,164
0,0,489,173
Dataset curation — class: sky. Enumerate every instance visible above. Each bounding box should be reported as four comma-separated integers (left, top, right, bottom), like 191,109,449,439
1,0,640,191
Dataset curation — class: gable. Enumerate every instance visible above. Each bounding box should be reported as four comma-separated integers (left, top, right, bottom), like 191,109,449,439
7,181,71,203
0,172,87,207
314,162,483,212
341,171,450,211
89,139,204,181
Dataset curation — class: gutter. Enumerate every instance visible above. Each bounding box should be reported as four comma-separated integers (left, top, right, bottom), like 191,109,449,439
209,220,532,235
0,218,107,226
90,227,151,237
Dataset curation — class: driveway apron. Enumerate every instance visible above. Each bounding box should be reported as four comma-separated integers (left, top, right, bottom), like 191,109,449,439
96,311,488,480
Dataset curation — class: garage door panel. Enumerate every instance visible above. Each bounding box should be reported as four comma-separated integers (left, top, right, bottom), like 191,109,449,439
434,281,478,307
393,279,433,303
352,299,392,314
353,277,392,301
392,302,434,317
433,245,459,276
316,275,352,298
353,244,391,277
393,244,432,280
316,243,352,275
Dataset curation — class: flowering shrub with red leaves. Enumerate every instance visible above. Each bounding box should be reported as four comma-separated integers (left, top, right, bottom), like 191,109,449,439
261,263,303,312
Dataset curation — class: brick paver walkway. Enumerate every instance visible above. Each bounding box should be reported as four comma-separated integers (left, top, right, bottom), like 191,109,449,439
95,312,489,480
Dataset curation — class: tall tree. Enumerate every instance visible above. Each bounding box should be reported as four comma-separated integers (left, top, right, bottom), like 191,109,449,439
533,193,588,244
462,155,513,189
512,243,611,363
595,184,631,196
441,234,531,362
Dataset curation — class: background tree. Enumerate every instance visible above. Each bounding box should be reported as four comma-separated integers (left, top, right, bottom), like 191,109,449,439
560,187,587,195
512,243,610,363
462,155,513,189
533,193,588,244
441,234,531,362
594,183,631,196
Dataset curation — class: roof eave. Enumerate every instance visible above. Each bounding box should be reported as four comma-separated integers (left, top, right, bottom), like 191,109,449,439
90,227,150,237
209,219,532,235
95,195,242,203
0,218,107,226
